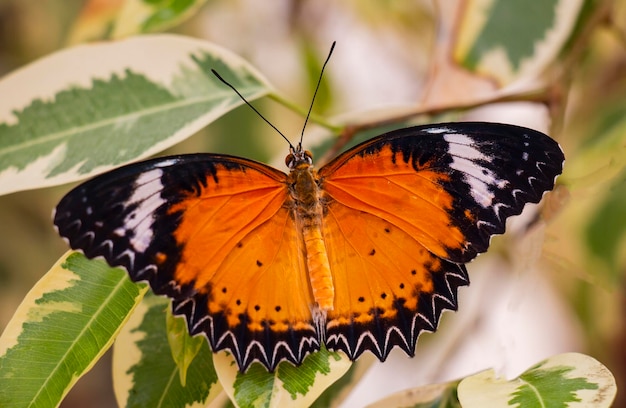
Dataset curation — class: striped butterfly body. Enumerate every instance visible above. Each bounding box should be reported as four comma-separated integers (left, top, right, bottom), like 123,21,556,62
54,121,564,371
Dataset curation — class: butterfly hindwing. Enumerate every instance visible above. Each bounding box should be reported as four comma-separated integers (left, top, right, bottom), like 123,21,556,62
54,154,321,371
322,203,469,360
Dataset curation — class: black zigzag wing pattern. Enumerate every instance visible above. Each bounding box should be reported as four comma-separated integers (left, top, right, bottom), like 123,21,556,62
325,261,469,361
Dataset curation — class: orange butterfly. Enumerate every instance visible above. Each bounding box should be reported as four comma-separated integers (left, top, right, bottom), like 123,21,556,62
54,121,563,371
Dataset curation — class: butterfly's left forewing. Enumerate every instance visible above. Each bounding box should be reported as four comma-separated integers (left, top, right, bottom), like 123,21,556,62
54,154,321,371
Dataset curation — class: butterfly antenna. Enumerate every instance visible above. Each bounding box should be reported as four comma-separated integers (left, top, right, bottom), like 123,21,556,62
298,41,336,149
211,69,295,150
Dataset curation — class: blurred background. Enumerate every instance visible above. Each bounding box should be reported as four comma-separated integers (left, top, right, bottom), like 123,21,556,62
0,0,625,406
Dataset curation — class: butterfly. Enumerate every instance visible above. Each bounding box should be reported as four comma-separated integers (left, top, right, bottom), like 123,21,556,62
54,121,564,372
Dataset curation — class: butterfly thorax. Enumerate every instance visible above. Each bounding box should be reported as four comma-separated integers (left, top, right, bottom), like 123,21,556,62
286,150,335,311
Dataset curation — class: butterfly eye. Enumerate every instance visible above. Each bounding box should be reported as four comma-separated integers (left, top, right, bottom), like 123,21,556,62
285,153,295,167
304,150,313,164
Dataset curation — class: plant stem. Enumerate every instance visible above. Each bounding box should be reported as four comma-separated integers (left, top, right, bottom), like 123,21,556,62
267,92,343,132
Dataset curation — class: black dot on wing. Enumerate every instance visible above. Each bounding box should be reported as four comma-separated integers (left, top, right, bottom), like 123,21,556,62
221,287,227,293
254,305,260,311
400,283,405,289
369,249,376,256
236,299,241,306
411,269,417,275
256,260,263,267
275,305,281,312
236,242,243,248
384,227,391,233
380,292,387,299
358,296,365,302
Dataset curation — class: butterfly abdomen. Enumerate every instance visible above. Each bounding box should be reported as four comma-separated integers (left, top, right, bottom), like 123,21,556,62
288,162,334,311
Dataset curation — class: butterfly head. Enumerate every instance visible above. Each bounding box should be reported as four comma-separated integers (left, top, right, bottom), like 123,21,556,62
285,145,313,170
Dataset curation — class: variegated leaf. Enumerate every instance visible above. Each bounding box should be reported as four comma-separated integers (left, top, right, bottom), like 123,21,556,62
453,0,583,85
112,293,221,408
0,34,272,195
214,347,352,408
458,352,617,407
0,252,148,408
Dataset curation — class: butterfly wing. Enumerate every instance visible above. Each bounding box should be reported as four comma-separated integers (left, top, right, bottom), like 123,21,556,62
317,122,564,359
54,154,321,371
322,203,469,360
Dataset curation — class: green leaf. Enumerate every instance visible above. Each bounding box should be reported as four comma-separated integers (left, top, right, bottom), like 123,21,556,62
214,346,352,407
166,305,204,386
568,92,626,283
457,353,617,408
509,368,596,407
0,252,148,408
453,0,584,85
113,293,220,408
0,34,272,195
113,0,210,38
565,92,626,184
585,170,626,283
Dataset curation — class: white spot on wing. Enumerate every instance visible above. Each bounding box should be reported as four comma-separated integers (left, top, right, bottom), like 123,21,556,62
444,133,488,161
444,133,508,208
117,168,165,252
424,126,453,134
153,158,178,168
